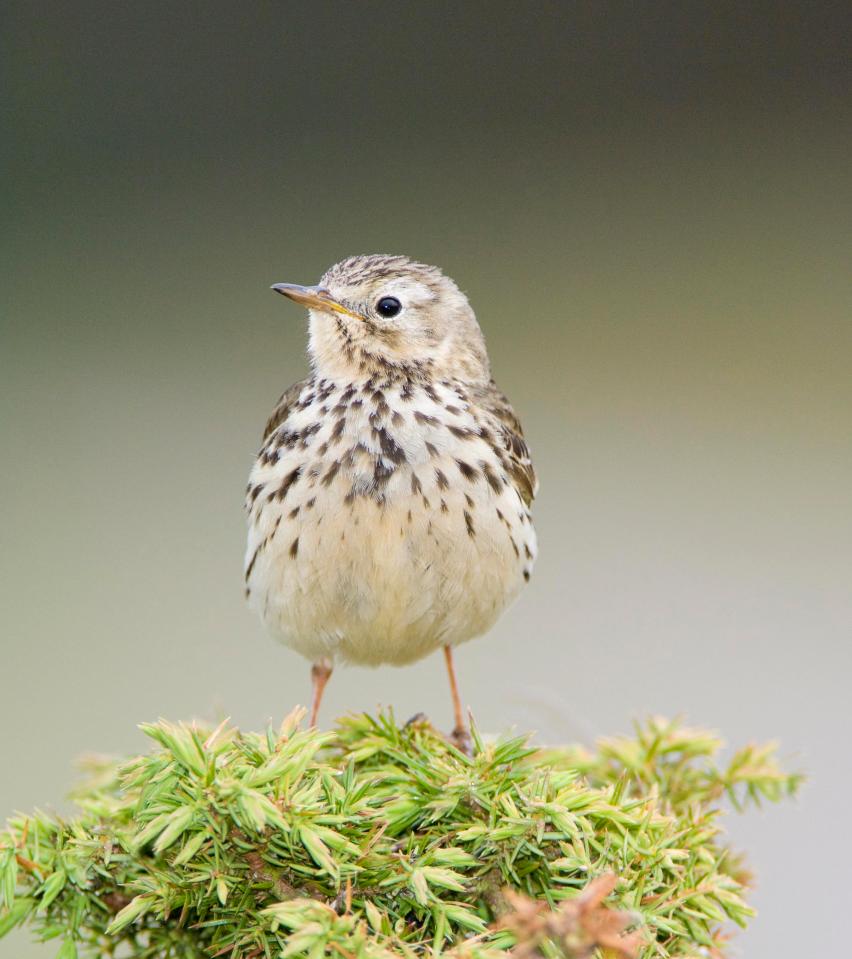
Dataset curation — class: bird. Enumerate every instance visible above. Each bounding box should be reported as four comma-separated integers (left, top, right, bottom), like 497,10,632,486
244,254,537,746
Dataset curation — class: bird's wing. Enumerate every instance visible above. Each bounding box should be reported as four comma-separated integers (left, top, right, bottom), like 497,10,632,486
474,379,538,507
261,378,309,443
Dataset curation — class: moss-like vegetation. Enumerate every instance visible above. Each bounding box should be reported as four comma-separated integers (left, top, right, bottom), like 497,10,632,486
0,710,799,958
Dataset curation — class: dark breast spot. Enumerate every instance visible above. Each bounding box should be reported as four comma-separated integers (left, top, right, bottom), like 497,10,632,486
274,430,297,450
480,461,503,494
299,422,321,448
456,459,478,482
415,411,440,426
373,460,395,487
330,417,346,442
245,544,261,580
321,460,341,487
464,510,475,538
271,466,302,501
375,427,406,464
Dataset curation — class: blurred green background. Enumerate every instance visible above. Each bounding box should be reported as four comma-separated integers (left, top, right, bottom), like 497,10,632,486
2,2,850,956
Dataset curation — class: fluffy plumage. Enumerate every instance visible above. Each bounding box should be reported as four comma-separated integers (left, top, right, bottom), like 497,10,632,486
244,255,537,730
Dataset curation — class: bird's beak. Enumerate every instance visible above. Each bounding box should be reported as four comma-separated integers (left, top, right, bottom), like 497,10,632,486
271,283,362,320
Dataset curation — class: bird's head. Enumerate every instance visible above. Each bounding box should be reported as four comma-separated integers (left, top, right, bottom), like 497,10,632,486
272,254,490,383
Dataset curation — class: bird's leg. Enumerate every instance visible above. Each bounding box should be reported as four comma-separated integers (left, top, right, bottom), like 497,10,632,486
309,659,333,727
443,645,471,754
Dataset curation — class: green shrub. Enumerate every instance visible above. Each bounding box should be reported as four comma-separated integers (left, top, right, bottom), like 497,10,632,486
0,710,800,958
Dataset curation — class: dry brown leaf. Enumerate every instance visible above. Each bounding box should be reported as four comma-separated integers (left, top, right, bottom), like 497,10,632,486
497,874,644,959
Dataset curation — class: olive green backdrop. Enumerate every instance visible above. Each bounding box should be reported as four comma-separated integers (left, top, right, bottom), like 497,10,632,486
2,3,850,956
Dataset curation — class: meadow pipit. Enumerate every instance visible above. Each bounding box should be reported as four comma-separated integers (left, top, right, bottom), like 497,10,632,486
245,255,537,744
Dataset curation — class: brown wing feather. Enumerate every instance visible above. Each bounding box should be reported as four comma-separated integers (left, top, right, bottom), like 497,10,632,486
262,378,309,443
474,379,538,507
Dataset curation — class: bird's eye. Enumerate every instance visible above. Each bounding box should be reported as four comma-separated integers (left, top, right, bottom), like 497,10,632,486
376,296,402,318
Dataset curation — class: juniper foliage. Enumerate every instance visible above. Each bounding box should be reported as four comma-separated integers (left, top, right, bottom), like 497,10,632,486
0,710,800,959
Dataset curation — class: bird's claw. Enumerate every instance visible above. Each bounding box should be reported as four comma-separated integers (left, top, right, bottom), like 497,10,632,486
403,711,429,728
450,724,472,756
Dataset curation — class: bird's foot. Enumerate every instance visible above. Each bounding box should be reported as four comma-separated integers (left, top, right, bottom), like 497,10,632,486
450,724,472,756
403,712,429,728
402,712,471,756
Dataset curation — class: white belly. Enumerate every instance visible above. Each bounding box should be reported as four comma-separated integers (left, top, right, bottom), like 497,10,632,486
245,380,536,666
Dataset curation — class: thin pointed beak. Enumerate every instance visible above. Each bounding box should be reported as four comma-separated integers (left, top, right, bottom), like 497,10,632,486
270,283,362,319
